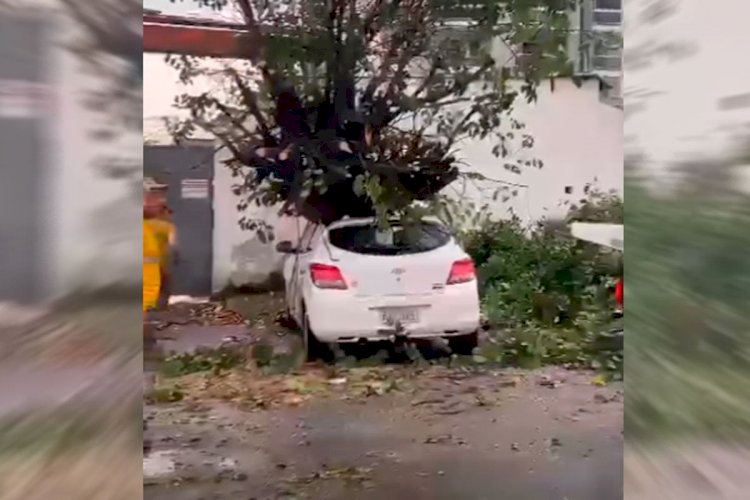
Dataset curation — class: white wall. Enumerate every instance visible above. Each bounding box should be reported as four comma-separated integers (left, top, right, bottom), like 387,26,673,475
144,53,623,290
212,148,301,292
9,5,142,300
457,78,622,223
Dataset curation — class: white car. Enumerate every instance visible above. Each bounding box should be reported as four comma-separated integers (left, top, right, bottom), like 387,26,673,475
276,218,481,360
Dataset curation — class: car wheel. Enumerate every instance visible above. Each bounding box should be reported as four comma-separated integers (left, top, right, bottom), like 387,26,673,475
279,306,298,329
301,304,334,363
449,331,479,356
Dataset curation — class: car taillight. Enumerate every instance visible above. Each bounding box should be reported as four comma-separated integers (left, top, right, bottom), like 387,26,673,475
310,263,348,289
615,278,623,307
447,259,476,285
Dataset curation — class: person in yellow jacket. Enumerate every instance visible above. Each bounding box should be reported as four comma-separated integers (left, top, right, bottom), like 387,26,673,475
143,179,178,309
143,220,161,312
151,203,178,308
143,194,162,312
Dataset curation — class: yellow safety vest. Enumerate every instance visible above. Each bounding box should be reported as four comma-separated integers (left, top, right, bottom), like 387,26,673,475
143,221,161,311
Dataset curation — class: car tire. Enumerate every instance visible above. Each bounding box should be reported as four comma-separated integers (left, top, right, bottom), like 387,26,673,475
449,331,479,356
301,304,334,363
279,306,298,329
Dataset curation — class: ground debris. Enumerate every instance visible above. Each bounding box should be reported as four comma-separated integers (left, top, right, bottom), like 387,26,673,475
593,392,620,404
286,465,373,488
411,397,445,407
152,365,416,411
424,434,467,446
153,301,249,330
538,374,563,388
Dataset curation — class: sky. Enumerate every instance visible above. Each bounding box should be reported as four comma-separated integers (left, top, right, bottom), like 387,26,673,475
145,0,210,15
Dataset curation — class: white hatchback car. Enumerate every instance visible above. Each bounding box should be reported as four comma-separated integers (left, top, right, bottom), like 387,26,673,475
276,218,481,360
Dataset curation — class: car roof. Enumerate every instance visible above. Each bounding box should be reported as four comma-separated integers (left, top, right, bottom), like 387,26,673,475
325,217,445,230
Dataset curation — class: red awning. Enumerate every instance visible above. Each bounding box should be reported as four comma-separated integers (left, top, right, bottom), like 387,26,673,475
143,13,261,59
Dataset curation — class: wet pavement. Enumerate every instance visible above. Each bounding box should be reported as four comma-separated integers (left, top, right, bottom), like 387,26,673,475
0,300,142,418
0,299,144,500
0,361,128,417
143,296,623,499
144,366,624,500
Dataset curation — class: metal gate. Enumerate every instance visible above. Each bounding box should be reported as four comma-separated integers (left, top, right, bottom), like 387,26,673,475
0,14,48,302
144,144,215,297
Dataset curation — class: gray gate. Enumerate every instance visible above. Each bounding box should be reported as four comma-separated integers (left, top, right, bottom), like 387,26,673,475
0,14,48,302
144,144,215,297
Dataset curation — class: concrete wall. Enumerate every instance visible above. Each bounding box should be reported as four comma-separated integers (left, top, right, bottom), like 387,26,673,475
144,54,623,292
456,78,622,223
212,147,300,291
4,5,141,301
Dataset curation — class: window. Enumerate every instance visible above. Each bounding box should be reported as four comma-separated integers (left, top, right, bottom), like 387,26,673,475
593,53,622,71
595,0,622,10
328,222,450,256
434,25,490,66
592,31,622,71
593,10,622,25
593,0,622,26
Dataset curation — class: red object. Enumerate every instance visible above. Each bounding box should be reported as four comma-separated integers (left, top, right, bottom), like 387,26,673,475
310,263,348,289
447,259,476,285
143,13,263,59
615,278,623,307
143,24,261,59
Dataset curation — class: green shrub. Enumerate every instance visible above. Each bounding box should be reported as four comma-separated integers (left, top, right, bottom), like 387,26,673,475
459,191,622,376
463,212,620,329
565,187,623,224
160,347,247,378
477,314,623,376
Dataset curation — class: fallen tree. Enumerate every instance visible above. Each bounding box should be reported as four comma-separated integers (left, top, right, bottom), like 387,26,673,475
168,0,574,233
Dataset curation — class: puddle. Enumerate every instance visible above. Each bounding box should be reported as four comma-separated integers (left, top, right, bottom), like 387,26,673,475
143,450,177,478
218,457,239,471
156,325,253,355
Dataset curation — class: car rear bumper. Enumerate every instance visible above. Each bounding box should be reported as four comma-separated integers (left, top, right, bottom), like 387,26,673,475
305,285,481,343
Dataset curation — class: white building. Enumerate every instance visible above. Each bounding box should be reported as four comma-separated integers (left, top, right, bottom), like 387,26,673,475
577,0,623,107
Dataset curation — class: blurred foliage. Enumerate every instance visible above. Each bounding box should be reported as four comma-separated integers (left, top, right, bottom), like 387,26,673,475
566,186,624,224
0,410,103,456
461,191,623,375
463,190,622,328
625,152,750,440
477,311,622,376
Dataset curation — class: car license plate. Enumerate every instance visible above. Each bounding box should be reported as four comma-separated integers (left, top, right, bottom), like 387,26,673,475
380,308,419,326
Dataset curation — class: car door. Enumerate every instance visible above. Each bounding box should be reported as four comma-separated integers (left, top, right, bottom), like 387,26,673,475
286,222,320,323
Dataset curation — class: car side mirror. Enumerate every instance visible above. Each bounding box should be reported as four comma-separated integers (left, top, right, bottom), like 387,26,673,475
275,241,298,254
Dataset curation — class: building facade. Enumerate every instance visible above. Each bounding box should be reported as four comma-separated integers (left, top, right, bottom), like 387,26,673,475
573,0,623,107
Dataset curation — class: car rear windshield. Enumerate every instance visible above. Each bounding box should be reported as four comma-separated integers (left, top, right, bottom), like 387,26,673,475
328,222,451,256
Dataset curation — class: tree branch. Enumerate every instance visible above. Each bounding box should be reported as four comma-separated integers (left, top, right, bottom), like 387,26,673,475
226,68,274,142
